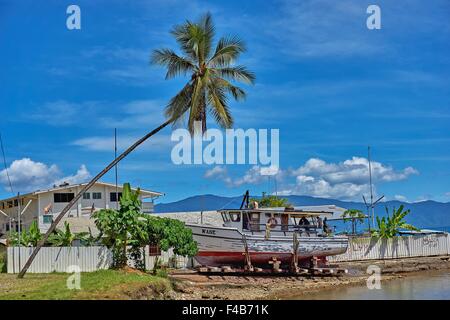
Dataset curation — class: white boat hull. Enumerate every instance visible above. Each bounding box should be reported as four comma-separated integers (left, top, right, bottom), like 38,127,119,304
186,224,348,267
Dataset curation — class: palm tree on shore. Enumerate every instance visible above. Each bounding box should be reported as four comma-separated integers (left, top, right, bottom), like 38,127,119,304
18,12,254,277
151,12,255,134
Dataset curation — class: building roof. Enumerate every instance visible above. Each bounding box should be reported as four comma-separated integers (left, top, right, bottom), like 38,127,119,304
0,181,163,202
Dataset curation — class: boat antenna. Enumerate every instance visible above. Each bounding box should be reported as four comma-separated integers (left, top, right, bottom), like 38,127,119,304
0,132,14,194
366,146,384,230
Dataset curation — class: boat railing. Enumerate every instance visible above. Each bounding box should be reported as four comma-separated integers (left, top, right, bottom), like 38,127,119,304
244,222,323,236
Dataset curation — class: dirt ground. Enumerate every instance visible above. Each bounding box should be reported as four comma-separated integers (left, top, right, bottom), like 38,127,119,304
168,255,450,300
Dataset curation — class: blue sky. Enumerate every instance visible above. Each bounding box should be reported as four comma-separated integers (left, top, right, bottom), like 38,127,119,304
0,0,449,204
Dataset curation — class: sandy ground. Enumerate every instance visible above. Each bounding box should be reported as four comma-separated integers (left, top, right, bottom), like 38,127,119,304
167,255,450,300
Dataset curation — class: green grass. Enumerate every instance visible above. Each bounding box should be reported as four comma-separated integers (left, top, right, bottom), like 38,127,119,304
0,269,171,300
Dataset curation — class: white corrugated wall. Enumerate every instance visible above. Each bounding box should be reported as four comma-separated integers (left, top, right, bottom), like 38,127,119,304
7,246,113,274
328,233,449,262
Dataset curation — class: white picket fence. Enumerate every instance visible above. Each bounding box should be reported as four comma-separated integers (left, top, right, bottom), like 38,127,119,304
7,246,192,274
328,233,450,262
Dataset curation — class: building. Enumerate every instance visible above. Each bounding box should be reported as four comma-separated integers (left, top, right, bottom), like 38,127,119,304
0,181,163,238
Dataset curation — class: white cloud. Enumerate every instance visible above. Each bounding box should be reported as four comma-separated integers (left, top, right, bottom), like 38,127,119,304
204,157,418,200
0,158,91,193
393,195,408,202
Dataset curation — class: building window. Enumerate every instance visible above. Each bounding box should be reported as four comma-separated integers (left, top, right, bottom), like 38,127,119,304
83,193,90,200
93,192,102,200
148,244,161,256
110,192,122,202
43,215,53,224
13,199,18,207
54,193,75,203
7,201,13,208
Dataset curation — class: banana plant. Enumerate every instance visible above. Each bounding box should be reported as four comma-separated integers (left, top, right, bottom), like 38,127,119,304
9,220,42,247
47,221,89,247
371,205,419,239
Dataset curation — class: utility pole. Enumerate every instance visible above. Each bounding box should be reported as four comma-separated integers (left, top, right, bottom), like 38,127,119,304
364,146,384,233
114,128,119,210
17,192,21,269
368,146,374,227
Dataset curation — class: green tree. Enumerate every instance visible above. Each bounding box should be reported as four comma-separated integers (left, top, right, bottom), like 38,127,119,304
93,183,147,268
47,222,88,247
151,12,255,134
371,205,419,239
342,209,366,234
250,194,290,208
145,216,198,257
19,12,253,277
93,183,197,270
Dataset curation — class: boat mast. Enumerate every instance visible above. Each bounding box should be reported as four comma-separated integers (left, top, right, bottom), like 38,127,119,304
114,128,118,210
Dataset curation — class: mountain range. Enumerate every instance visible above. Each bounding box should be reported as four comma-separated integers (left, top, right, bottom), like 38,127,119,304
154,194,450,229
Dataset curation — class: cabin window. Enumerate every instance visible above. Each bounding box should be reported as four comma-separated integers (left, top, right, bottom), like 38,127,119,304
229,212,241,222
250,212,260,232
54,193,75,203
92,192,102,200
110,192,122,202
221,212,230,222
148,244,161,256
43,215,53,224
83,193,90,200
281,214,289,231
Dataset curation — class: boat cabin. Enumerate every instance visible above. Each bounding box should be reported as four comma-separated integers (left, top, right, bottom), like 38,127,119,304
219,208,334,236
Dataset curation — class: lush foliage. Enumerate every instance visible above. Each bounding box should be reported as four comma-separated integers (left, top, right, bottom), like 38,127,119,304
145,216,198,257
9,220,42,247
371,205,419,239
151,12,255,134
342,209,366,234
47,222,89,247
250,194,290,208
93,183,147,268
93,183,197,269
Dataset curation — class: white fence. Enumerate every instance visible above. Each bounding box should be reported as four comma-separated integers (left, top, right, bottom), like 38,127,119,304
7,246,192,274
329,233,450,262
7,234,450,273
7,246,112,274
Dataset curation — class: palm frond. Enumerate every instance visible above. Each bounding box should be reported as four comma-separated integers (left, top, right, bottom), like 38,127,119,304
208,36,246,67
165,83,193,125
215,66,255,84
150,49,195,79
213,78,246,101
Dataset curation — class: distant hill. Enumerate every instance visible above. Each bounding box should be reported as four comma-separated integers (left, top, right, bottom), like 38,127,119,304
154,194,450,229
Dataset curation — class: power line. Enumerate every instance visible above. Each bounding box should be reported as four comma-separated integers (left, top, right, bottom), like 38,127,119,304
0,132,14,194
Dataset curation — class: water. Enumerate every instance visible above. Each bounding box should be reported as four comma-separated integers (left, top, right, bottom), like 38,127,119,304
284,271,450,300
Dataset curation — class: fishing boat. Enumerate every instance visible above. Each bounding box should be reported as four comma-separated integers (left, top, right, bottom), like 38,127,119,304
186,205,349,268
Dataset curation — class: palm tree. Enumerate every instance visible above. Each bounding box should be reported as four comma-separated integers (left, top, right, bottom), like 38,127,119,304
151,12,255,134
18,12,254,278
371,205,419,239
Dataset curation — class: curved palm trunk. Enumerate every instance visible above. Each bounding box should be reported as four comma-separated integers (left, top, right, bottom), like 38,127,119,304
18,119,172,278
